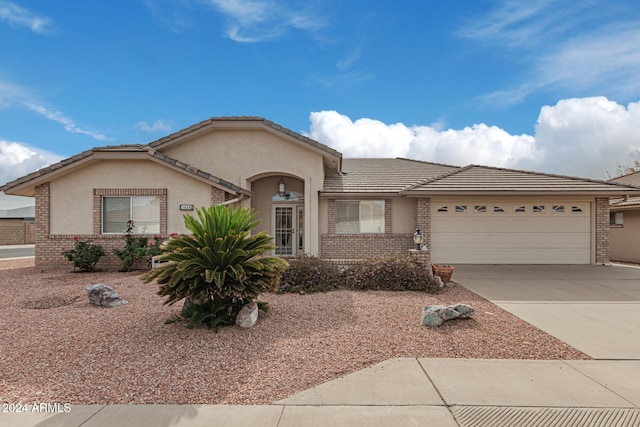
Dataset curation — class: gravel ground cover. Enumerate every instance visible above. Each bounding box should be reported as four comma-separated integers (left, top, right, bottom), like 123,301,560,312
0,259,589,405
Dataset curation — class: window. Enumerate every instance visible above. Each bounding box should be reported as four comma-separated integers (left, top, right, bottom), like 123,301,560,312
493,206,505,213
571,206,583,213
553,205,565,213
102,196,161,234
610,212,623,226
533,205,545,213
437,206,448,212
335,200,385,233
455,205,467,213
515,206,526,213
475,205,487,213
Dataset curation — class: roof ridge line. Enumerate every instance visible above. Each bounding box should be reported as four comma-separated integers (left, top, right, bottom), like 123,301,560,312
467,164,640,190
401,165,469,192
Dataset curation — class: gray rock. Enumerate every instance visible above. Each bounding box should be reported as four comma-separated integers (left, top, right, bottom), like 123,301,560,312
422,303,474,327
85,284,127,307
236,302,259,328
422,305,447,327
434,276,444,289
450,303,474,318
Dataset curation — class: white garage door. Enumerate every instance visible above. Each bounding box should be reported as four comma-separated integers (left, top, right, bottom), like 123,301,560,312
431,201,591,264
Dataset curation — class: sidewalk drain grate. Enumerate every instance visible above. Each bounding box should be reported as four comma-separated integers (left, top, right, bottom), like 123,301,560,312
451,406,640,427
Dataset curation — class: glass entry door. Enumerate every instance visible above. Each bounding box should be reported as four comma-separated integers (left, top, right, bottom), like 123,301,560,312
274,205,303,256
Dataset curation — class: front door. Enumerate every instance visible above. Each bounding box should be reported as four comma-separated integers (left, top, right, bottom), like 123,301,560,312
273,205,303,256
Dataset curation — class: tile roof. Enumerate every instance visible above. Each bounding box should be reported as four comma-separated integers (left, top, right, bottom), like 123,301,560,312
322,158,459,193
609,170,640,186
402,164,640,195
610,196,640,209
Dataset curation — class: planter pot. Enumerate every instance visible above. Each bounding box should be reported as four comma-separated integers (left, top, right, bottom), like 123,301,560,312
432,264,454,283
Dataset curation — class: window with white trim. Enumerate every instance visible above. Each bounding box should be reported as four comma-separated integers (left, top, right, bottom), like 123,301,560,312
102,196,161,234
335,200,385,233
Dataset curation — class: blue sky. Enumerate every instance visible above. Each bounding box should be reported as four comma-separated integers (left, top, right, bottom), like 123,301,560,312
2,0,640,201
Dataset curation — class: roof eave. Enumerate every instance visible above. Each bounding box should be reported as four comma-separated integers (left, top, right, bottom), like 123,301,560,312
400,189,640,197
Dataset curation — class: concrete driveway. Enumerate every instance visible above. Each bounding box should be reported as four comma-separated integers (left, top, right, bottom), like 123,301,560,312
454,264,640,360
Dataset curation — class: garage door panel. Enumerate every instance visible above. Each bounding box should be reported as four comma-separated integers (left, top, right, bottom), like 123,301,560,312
432,232,590,249
431,200,591,264
434,217,587,233
432,248,590,264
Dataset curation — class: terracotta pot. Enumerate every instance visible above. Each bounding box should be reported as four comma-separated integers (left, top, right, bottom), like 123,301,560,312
432,264,454,283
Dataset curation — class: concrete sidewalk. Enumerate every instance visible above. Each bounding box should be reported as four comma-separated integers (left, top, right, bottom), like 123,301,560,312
3,358,639,427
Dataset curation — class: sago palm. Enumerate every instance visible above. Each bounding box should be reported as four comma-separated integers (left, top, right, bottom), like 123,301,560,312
141,204,288,328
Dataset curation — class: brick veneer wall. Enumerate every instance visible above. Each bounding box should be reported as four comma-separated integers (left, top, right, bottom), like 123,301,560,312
595,197,610,264
414,198,431,263
0,220,34,245
212,187,226,205
34,184,172,270
322,198,414,260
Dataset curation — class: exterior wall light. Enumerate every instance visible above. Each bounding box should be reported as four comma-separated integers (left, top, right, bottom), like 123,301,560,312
413,227,423,250
278,178,286,196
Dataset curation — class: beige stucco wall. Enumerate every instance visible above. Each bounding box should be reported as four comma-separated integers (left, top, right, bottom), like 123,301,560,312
49,160,212,235
250,176,304,236
162,129,326,255
162,129,325,188
610,209,640,262
392,197,416,233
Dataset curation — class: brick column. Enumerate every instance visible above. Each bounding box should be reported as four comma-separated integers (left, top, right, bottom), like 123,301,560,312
595,197,610,264
34,183,50,268
211,187,226,205
415,198,431,251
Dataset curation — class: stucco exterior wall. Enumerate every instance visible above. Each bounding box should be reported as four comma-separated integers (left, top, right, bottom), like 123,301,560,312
49,160,212,235
250,175,304,236
163,129,326,255
162,130,325,189
610,209,640,262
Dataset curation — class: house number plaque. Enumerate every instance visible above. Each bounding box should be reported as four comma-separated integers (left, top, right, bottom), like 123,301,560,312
179,204,194,211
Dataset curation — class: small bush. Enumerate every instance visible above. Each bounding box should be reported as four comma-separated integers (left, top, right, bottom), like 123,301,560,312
61,237,105,272
344,254,439,293
113,220,164,272
278,255,341,294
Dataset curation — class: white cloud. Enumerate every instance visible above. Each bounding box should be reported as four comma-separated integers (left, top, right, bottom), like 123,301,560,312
0,1,52,34
534,97,640,178
0,80,110,141
308,98,640,179
204,0,325,42
135,119,173,132
0,139,63,186
462,1,640,105
22,102,110,141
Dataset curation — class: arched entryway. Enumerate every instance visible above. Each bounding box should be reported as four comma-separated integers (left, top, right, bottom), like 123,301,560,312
249,174,305,256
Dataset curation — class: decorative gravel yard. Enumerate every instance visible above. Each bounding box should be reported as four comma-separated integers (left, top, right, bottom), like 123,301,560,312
0,259,589,405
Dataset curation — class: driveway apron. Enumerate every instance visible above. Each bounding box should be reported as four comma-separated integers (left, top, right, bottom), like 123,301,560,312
454,264,640,360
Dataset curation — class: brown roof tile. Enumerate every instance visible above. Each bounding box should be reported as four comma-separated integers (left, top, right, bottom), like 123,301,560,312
402,164,640,195
322,158,459,194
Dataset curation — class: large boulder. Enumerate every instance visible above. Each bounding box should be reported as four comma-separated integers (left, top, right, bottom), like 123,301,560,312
85,284,128,307
236,302,259,328
421,303,474,327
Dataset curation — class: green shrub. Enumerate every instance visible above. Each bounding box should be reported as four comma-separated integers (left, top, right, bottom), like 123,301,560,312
344,254,439,293
61,237,105,272
278,255,341,294
141,205,288,329
113,220,164,272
